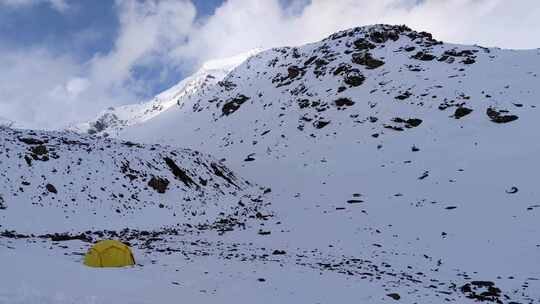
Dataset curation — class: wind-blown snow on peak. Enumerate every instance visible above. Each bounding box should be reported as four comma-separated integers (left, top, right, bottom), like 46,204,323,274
71,49,262,136
199,48,264,72
0,116,15,128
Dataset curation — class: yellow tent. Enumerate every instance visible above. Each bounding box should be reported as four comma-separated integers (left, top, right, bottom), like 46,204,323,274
83,240,135,268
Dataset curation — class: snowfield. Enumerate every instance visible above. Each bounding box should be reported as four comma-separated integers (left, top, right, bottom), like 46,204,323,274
2,25,540,303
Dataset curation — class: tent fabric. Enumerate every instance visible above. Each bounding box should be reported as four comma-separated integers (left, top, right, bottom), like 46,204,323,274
83,240,135,268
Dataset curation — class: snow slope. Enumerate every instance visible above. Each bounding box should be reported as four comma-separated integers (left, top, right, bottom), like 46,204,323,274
70,49,261,136
0,126,269,234
112,25,540,302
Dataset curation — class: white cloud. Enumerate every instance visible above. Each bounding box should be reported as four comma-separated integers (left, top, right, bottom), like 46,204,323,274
172,0,540,66
0,0,539,129
0,48,136,129
88,0,196,92
49,0,68,12
49,77,90,100
0,0,69,12
0,0,196,129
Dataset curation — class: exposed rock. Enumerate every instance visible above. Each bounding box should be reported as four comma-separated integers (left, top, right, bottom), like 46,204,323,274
333,63,354,76
148,176,170,194
352,52,385,69
287,65,302,79
486,108,519,123
334,98,355,107
384,125,404,131
391,117,422,128
218,80,237,91
45,183,57,194
314,120,330,129
369,29,399,43
244,153,256,162
460,281,502,302
45,233,92,242
406,118,422,127
344,72,365,87
462,58,476,65
353,38,376,50
222,95,250,116
164,157,197,188
505,186,518,194
387,293,401,300
454,107,473,119
211,162,239,188
412,51,436,61
18,137,46,145
418,171,429,180
88,113,120,135
404,46,416,52
395,91,412,100
31,145,48,156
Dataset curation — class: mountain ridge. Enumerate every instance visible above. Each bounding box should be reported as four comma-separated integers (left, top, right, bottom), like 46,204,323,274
70,49,262,136
0,126,269,234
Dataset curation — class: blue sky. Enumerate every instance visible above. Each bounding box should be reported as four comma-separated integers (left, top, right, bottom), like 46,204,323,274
0,0,538,129
0,0,225,93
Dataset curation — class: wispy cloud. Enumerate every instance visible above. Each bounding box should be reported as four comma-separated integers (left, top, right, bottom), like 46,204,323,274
0,0,69,12
0,0,539,129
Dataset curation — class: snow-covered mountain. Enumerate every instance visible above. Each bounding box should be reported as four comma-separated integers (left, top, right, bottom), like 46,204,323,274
0,126,269,234
2,24,540,303
71,49,261,136
92,24,539,302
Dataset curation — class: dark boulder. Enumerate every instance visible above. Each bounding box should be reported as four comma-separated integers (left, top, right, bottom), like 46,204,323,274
222,95,250,116
344,73,365,87
486,108,518,123
334,98,355,107
45,183,57,194
31,145,48,156
454,107,473,119
412,51,436,61
352,52,385,69
148,176,170,194
18,137,46,145
314,120,330,129
287,65,302,79
353,38,376,50
406,118,423,127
